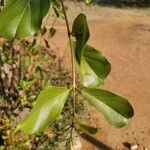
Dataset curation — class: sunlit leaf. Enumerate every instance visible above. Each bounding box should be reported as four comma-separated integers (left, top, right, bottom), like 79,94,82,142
16,86,70,134
82,88,134,128
80,45,111,87
84,0,92,4
75,120,98,135
5,0,11,7
0,0,50,39
72,13,90,64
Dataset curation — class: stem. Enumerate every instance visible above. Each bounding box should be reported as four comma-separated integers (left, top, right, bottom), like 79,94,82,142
59,0,76,87
59,0,76,148
60,0,76,116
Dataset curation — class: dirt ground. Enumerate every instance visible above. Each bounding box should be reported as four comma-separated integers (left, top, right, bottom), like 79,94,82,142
46,3,150,150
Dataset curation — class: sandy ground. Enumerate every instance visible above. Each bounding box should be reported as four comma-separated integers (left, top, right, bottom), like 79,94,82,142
46,4,150,150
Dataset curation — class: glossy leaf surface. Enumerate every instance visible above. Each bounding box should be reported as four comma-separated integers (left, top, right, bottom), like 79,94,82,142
80,45,111,87
16,86,69,134
0,0,50,39
82,88,134,128
72,13,89,64
76,120,98,135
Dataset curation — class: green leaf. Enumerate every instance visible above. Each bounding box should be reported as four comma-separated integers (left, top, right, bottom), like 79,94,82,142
75,120,98,135
0,146,5,150
5,0,10,6
0,0,50,39
82,88,134,128
16,86,70,134
72,13,90,64
80,45,111,87
84,0,92,4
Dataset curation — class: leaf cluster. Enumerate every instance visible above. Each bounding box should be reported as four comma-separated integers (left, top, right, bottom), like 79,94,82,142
0,38,81,149
17,14,133,135
0,0,134,143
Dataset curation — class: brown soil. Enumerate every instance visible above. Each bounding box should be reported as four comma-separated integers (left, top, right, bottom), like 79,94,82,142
46,4,150,150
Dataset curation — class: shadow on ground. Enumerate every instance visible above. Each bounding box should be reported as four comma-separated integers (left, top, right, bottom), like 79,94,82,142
81,133,114,150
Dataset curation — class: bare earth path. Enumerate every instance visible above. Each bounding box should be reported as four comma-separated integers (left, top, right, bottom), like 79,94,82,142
47,5,150,150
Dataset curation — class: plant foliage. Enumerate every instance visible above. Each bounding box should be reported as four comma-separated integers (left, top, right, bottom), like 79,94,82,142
82,88,134,127
80,44,111,87
16,86,70,134
75,120,99,135
0,0,134,148
72,13,89,64
0,0,50,39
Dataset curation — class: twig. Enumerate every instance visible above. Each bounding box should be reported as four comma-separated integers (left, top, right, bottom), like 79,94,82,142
59,0,76,149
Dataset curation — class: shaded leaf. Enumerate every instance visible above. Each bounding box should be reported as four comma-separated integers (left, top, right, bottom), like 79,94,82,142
80,45,111,87
16,86,70,134
75,120,98,135
72,14,90,64
82,88,134,128
0,0,50,39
